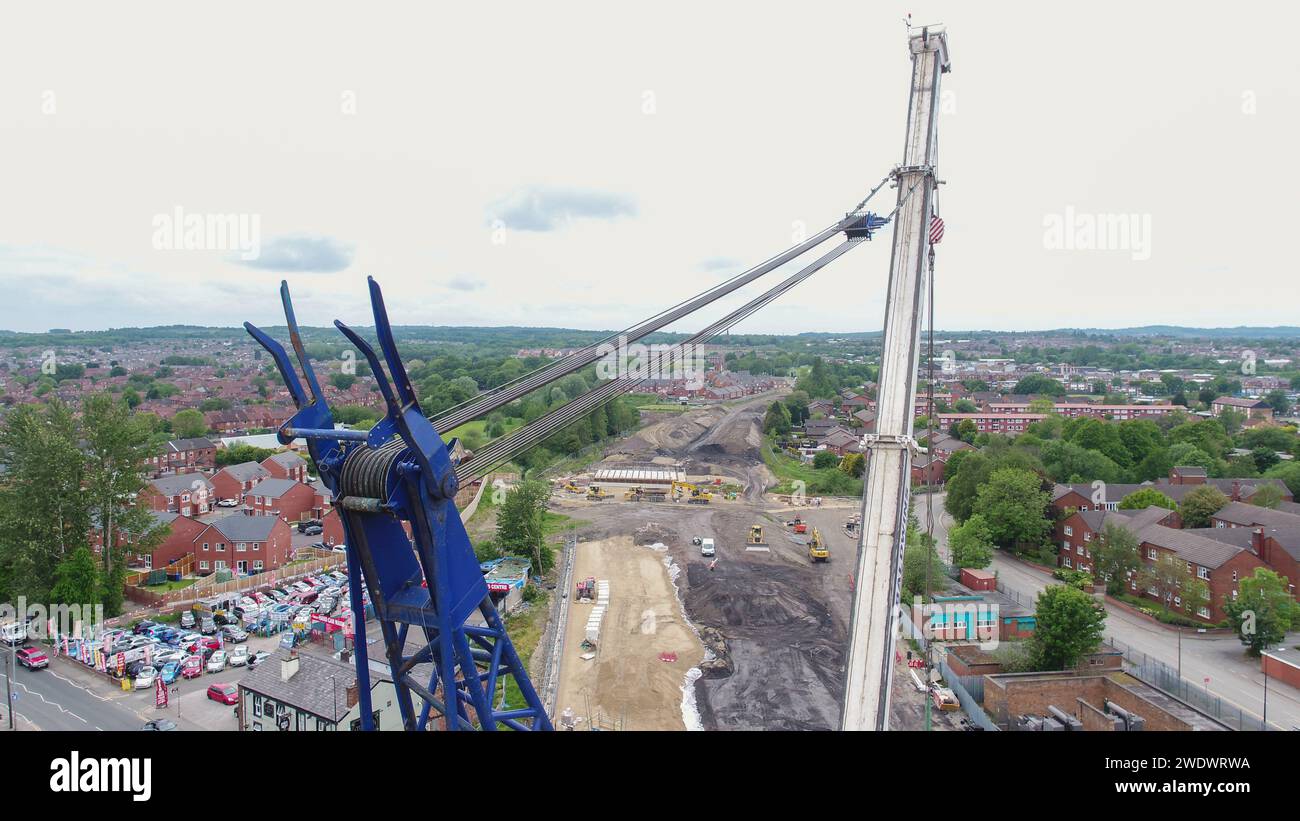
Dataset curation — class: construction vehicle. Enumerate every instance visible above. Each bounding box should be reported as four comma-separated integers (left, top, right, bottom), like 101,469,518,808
586,484,611,501
561,481,581,494
623,485,667,502
671,480,712,505
808,528,829,563
786,516,807,534
747,525,767,546
576,576,596,601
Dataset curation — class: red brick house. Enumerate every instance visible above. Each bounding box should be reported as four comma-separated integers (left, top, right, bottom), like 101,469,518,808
821,428,863,457
1208,501,1300,530
146,511,209,570
261,450,309,483
911,454,946,485
145,437,217,475
937,412,1047,435
143,474,215,517
321,508,345,547
191,516,293,575
1211,396,1273,421
1056,507,1177,576
210,461,270,502
243,478,317,522
1190,525,1299,601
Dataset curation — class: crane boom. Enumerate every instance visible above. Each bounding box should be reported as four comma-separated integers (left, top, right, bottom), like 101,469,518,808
841,26,950,731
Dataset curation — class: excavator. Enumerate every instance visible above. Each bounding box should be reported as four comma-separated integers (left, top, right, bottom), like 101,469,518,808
671,480,712,505
747,524,767,546
561,481,581,494
586,484,611,501
808,528,829,563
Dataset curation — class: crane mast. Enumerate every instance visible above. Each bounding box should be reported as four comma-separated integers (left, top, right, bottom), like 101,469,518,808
841,26,950,731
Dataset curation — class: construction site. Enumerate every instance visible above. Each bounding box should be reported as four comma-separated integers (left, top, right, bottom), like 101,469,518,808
546,395,963,731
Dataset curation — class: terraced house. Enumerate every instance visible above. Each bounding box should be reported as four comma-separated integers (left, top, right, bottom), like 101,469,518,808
191,515,292,575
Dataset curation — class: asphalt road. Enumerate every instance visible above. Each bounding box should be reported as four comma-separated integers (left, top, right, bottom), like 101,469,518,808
1,652,145,731
912,491,1300,731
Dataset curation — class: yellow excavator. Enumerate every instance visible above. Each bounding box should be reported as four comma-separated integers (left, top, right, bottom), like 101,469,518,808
808,527,829,563
561,481,581,494
586,484,611,501
747,524,767,546
671,481,712,505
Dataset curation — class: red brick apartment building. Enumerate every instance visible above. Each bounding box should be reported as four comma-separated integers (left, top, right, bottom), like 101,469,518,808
1210,396,1273,421
192,516,292,575
143,474,215,517
1055,505,1270,622
210,461,271,502
937,412,1047,435
146,511,209,570
243,478,316,522
261,450,309,483
987,402,1175,420
145,437,217,475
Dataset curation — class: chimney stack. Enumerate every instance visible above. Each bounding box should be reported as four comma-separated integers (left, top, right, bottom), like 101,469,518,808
1231,480,1241,502
1252,527,1266,556
281,651,300,681
346,681,360,709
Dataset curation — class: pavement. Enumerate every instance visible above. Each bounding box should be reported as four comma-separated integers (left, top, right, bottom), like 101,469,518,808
912,491,1300,731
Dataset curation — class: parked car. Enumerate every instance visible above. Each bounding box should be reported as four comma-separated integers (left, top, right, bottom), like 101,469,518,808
228,646,250,666
302,524,323,536
217,498,239,507
134,667,158,689
141,719,178,731
160,661,183,684
250,592,270,605
181,655,204,679
133,620,160,635
199,616,217,635
206,683,238,705
267,589,289,603
154,649,186,667
207,651,228,673
16,647,48,670
220,625,248,643
292,581,312,594
296,519,322,534
179,611,196,630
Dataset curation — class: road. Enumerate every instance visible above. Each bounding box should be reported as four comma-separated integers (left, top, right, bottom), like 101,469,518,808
912,491,1300,730
1,653,145,731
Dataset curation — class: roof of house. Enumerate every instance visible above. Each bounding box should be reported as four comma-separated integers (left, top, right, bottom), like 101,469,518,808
220,461,270,482
1171,465,1207,477
264,451,306,468
1139,525,1256,569
150,473,215,496
1211,501,1300,529
1213,396,1265,408
165,437,216,452
201,515,282,543
249,477,303,499
238,652,384,723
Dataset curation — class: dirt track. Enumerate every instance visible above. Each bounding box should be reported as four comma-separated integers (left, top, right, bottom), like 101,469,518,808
553,535,703,730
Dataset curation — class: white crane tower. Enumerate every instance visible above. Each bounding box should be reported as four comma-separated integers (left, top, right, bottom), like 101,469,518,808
841,25,951,731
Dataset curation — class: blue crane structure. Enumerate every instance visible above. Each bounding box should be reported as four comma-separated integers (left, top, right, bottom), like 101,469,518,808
239,29,930,735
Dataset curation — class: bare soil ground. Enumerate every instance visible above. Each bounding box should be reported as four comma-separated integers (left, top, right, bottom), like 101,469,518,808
553,534,704,731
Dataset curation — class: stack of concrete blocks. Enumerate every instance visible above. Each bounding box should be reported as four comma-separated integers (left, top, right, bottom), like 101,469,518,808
584,579,611,646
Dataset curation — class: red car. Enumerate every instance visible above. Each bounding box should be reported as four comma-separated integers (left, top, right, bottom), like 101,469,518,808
206,683,238,705
16,647,48,670
181,655,204,679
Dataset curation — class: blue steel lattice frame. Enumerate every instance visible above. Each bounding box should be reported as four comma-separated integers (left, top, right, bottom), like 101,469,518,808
244,278,552,731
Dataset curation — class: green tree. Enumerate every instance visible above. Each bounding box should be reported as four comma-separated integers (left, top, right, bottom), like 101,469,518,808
1251,447,1280,473
1013,374,1066,396
972,468,1051,548
839,451,865,478
81,393,168,615
1264,461,1300,496
330,372,357,391
495,480,552,574
949,513,995,569
1118,488,1176,510
812,450,839,470
1093,522,1140,596
171,408,207,439
1179,485,1229,529
1136,553,1196,615
50,546,101,607
1222,568,1299,656
763,401,792,436
944,451,991,522
783,391,811,426
901,512,944,602
1032,585,1106,670
1251,484,1284,510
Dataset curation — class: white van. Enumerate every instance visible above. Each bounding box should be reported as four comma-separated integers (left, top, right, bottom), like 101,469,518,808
1,621,28,645
700,538,715,557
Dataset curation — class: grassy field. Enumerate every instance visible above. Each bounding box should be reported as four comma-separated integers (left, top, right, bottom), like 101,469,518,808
139,577,197,592
760,438,863,496
496,589,551,726
442,416,524,445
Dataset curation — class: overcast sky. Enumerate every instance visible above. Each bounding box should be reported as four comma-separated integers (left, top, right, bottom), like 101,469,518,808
2,2,1298,336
